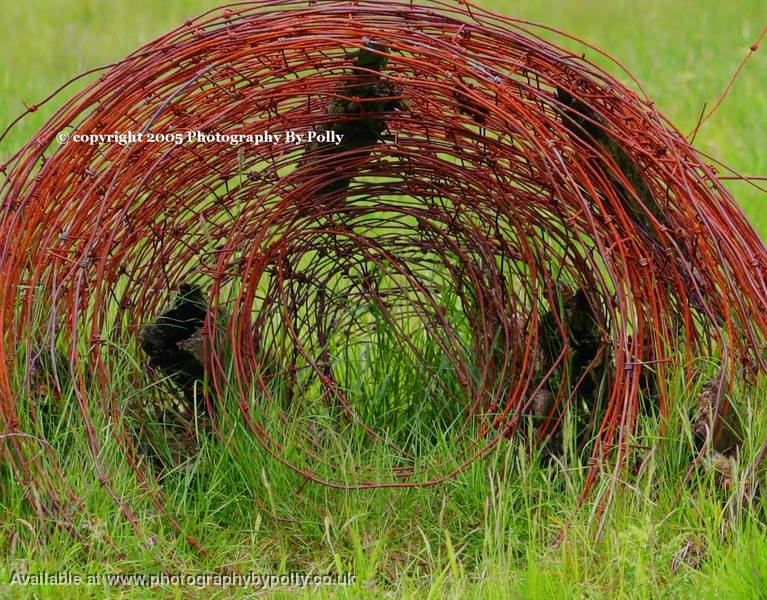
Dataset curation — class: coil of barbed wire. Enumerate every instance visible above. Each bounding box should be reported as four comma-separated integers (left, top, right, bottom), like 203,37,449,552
2,0,767,546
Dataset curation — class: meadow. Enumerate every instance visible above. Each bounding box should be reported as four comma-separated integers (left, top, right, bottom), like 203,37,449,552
1,1,766,598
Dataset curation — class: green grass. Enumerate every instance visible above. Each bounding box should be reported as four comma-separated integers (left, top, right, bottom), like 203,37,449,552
3,344,767,599
1,1,766,599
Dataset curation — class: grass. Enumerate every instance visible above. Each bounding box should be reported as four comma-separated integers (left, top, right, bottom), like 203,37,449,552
4,336,767,599
1,1,766,598
5,304,767,599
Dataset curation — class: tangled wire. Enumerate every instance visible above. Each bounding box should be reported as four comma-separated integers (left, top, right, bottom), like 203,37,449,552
2,0,767,548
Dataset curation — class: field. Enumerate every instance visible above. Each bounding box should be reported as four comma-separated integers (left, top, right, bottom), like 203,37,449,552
1,1,766,598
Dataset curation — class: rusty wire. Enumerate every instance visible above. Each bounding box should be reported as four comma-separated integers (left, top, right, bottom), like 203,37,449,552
1,0,767,550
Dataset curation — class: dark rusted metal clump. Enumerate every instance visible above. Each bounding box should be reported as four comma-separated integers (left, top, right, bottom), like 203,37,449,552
1,0,766,550
138,282,208,416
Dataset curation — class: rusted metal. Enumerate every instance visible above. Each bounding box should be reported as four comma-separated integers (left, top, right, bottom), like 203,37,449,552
1,0,766,550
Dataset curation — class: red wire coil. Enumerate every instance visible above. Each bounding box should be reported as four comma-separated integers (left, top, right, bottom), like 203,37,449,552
1,0,766,550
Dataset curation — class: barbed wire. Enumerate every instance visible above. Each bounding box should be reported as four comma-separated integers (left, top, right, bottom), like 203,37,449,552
1,0,766,552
